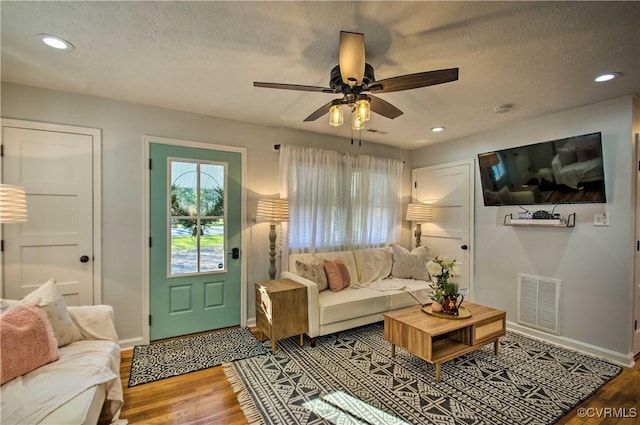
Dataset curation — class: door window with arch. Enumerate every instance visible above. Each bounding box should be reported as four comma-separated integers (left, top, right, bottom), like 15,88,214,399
168,159,226,276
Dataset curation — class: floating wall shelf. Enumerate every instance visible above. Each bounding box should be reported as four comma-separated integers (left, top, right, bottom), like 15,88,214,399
503,213,576,228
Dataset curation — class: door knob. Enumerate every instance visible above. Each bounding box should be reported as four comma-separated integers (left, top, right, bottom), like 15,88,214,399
80,255,90,263
461,245,468,250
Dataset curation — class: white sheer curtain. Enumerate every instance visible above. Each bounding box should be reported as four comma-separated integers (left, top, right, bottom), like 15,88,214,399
279,144,402,253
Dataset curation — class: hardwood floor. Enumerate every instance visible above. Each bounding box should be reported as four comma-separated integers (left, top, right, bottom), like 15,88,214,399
101,330,640,425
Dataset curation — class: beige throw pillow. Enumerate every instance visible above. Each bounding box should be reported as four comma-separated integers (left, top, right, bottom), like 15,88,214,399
295,256,329,291
391,245,430,280
354,248,393,285
22,279,83,347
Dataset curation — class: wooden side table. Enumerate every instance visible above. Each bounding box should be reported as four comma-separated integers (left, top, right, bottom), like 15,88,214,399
255,278,308,353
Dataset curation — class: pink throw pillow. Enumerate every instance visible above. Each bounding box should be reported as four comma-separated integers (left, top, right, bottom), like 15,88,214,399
1,303,60,385
323,259,351,292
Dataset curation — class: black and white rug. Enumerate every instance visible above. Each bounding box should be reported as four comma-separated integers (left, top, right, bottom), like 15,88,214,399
128,327,267,387
225,323,621,425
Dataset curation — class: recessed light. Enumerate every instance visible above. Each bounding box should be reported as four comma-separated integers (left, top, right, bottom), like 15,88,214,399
431,126,445,133
594,72,621,82
39,34,74,50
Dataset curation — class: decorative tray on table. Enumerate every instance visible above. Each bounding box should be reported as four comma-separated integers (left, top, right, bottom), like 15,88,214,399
421,304,472,319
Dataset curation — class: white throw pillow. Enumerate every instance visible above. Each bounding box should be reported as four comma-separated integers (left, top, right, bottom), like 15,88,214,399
22,279,83,347
391,245,430,280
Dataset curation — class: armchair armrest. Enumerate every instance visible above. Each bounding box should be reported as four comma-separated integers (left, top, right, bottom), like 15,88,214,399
281,271,320,338
67,305,119,343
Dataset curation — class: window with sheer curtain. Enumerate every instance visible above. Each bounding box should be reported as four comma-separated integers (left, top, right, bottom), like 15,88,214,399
279,144,403,253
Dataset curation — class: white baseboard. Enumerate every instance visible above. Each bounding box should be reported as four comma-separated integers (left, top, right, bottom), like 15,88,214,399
119,336,145,350
246,317,256,328
507,321,635,368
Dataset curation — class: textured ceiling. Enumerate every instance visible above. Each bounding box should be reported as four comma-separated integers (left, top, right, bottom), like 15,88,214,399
1,1,639,149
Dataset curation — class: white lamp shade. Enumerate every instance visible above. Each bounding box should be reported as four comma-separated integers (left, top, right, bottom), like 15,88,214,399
0,184,28,223
405,203,432,223
256,198,289,223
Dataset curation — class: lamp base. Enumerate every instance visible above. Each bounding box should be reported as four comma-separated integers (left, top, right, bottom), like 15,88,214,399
415,223,422,248
268,224,276,280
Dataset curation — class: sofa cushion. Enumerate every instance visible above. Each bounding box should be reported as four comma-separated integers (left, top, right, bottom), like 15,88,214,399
323,259,350,292
294,255,329,291
1,302,60,385
353,247,393,284
318,287,388,326
22,279,83,347
0,339,119,425
39,384,106,425
391,245,429,280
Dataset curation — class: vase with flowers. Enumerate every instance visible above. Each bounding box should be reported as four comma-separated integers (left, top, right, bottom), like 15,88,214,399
427,256,463,315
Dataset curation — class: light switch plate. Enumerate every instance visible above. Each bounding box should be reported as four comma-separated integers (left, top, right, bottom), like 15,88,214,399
594,213,610,226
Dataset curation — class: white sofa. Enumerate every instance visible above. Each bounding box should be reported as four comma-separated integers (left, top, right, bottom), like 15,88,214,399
281,246,432,344
1,282,126,425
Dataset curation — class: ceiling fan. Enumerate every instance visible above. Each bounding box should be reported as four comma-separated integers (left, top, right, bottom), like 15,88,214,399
254,31,459,129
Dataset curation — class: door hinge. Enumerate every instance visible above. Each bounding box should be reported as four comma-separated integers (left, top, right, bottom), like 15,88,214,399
149,315,152,326
149,237,152,248
414,181,417,189
149,158,152,170
637,241,639,251
0,240,4,252
635,320,638,331
0,145,3,157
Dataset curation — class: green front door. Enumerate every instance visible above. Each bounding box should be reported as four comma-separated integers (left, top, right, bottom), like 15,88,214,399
149,143,242,340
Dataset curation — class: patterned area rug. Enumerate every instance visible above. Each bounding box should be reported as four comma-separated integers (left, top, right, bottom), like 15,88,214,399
225,323,621,425
128,327,267,387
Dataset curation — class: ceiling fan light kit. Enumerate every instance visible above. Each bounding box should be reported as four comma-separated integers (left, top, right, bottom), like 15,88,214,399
351,109,365,130
329,101,344,127
356,95,371,122
254,31,459,133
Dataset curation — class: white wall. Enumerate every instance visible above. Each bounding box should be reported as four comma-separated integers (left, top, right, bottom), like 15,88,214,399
411,96,636,364
1,82,413,344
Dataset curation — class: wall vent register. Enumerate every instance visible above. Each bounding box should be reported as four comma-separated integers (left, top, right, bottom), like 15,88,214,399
517,273,560,335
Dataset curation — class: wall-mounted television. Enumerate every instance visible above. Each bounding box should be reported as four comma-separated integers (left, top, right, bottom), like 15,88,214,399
478,132,606,206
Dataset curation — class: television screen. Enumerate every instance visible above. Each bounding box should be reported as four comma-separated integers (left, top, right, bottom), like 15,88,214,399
478,132,606,206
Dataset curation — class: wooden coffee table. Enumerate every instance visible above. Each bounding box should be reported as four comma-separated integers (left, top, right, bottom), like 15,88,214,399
383,302,506,382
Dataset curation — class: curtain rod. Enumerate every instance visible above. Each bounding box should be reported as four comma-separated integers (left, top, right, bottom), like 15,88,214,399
273,144,405,164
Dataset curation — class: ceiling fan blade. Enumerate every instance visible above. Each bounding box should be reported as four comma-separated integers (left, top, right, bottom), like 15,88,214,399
339,31,365,86
368,95,403,119
303,100,337,122
369,68,459,93
254,82,335,93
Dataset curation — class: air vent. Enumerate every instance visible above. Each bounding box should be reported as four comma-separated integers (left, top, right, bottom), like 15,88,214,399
366,129,387,134
517,273,560,334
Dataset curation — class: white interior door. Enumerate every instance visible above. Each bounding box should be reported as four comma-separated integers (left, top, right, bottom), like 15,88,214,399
413,160,474,297
1,121,100,305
